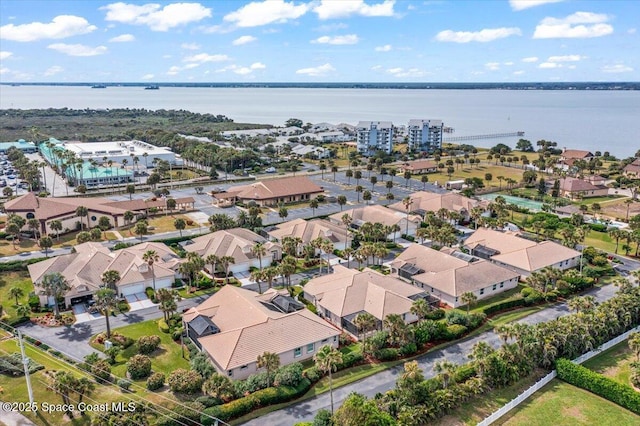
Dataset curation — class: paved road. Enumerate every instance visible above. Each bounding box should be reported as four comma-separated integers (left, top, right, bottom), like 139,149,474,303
242,280,629,426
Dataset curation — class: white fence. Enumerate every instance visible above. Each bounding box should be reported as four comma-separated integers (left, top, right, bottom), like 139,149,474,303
477,325,640,426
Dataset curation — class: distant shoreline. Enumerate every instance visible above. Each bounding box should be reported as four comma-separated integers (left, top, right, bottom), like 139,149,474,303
1,82,639,90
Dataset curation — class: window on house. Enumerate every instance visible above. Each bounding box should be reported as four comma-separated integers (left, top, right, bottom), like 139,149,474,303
294,347,302,358
307,343,314,353
500,282,504,288
322,338,328,344
480,288,484,295
240,365,248,370
492,284,497,291
228,370,233,377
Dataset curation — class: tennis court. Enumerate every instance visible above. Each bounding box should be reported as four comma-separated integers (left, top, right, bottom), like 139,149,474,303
478,193,544,211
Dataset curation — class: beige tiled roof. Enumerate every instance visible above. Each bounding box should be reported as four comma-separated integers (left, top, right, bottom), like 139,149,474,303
562,149,593,159
184,227,280,262
400,160,438,172
304,265,423,320
388,191,485,215
185,286,339,370
464,228,537,254
389,243,467,273
491,241,580,272
329,205,421,228
624,163,640,175
558,177,602,193
220,176,323,201
267,218,348,245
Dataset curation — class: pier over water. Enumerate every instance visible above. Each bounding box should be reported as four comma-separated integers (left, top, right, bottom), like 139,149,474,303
444,131,525,142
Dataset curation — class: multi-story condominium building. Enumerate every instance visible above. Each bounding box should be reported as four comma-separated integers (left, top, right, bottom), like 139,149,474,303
356,121,393,156
407,119,444,153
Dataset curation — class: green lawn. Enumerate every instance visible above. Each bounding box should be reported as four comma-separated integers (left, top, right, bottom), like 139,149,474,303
91,319,190,381
497,380,640,425
0,271,34,321
582,341,636,387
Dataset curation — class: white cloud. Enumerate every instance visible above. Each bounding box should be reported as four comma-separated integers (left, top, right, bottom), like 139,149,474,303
0,51,13,60
233,35,257,45
371,65,382,70
48,43,107,56
0,67,9,75
522,56,539,63
513,70,525,75
601,64,633,73
183,53,230,63
43,65,64,76
375,44,392,52
312,34,359,45
167,65,181,75
101,2,211,31
314,0,396,20
538,62,559,69
296,63,335,76
109,33,135,42
184,63,200,69
548,54,585,62
181,42,200,50
504,61,514,66
224,0,309,27
436,27,521,43
509,0,564,11
386,67,427,78
0,15,97,42
533,11,613,39
226,62,267,75
314,23,348,32
628,28,637,34
485,62,500,71
141,73,155,80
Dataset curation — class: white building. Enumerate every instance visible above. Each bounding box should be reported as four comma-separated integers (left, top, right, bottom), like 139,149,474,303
356,121,394,156
407,119,444,153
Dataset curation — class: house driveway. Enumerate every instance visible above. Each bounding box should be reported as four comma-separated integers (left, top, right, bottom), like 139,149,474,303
125,292,156,311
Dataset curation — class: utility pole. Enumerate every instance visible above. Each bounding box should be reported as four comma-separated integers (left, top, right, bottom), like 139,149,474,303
17,331,35,405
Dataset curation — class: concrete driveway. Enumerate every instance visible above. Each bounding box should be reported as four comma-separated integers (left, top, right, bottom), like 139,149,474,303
125,293,156,311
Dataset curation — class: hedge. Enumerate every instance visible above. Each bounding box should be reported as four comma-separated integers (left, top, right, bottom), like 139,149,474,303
483,298,526,315
0,257,48,272
201,378,311,424
158,319,170,333
556,358,640,415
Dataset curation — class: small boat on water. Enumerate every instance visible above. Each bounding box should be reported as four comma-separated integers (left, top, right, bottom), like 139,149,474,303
91,84,107,89
144,85,159,90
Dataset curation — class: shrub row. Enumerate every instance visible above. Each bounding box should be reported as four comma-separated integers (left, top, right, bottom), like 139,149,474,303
0,257,47,272
556,358,640,415
483,298,526,315
201,378,311,424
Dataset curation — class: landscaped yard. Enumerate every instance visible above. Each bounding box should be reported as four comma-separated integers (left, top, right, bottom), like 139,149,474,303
146,214,201,233
0,271,34,321
582,341,636,387
496,379,639,425
0,228,117,256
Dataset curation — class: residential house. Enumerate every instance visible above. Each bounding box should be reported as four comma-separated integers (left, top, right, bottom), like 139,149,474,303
407,119,444,153
213,176,324,207
388,244,520,307
388,191,485,222
4,192,195,236
303,265,427,338
267,218,349,253
552,176,609,199
183,228,282,275
328,205,421,238
356,121,394,156
183,285,340,379
27,241,181,308
398,160,439,175
557,149,595,171
623,158,640,178
463,228,581,277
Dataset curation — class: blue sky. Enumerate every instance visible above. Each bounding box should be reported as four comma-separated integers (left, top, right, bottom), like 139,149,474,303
0,0,637,82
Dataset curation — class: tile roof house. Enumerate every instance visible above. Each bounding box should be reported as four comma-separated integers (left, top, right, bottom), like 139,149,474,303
214,176,324,206
463,228,581,277
183,228,281,275
303,265,427,338
28,241,181,308
554,177,609,199
388,244,520,307
398,160,439,174
388,191,485,221
267,218,349,252
4,192,194,236
560,149,594,161
183,285,340,380
623,158,640,178
329,205,421,237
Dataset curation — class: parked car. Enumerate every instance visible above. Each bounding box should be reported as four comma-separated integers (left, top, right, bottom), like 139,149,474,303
265,167,277,173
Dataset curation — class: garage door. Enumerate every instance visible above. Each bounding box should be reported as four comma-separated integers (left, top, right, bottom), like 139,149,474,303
120,283,146,297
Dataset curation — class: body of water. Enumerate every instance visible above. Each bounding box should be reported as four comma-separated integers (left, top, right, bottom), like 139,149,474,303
1,85,638,158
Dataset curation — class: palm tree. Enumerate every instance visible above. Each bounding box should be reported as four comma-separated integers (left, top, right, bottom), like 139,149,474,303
48,371,76,419
251,242,267,271
629,332,640,362
256,352,280,388
220,255,235,285
353,312,377,341
124,210,134,227
143,250,160,291
173,218,186,237
250,269,265,294
15,304,31,319
384,313,411,347
203,374,235,402
94,288,117,338
461,291,478,314
9,286,24,305
74,377,95,408
205,254,220,278
179,261,195,292
101,270,121,291
156,288,177,321
410,298,430,323
76,206,89,231
433,360,457,389
314,345,343,415
40,272,70,319
402,197,413,237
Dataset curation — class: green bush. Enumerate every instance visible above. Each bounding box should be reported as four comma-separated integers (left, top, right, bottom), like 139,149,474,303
127,354,152,380
0,258,47,273
201,395,259,424
425,308,445,320
413,319,444,345
274,362,304,387
399,342,417,356
92,359,112,383
556,358,640,415
172,327,184,341
158,318,170,333
146,372,165,391
145,287,156,302
483,298,526,315
304,366,323,383
168,369,203,394
445,324,468,340
374,348,398,361
137,335,161,354
117,378,132,391
445,309,469,326
195,395,222,408
337,352,364,370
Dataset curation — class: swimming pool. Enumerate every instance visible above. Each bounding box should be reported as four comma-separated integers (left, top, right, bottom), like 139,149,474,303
478,193,545,211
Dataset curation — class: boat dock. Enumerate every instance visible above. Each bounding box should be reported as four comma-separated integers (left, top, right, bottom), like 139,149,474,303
444,131,524,142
